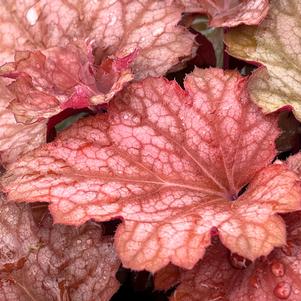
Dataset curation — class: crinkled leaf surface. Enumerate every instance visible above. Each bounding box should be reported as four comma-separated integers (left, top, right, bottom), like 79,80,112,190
158,211,301,301
2,68,301,272
0,0,194,79
0,194,120,301
225,0,301,121
1,44,136,123
0,78,46,165
178,0,269,27
0,0,194,162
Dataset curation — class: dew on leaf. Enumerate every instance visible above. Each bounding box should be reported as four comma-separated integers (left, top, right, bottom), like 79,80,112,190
273,281,292,299
153,27,164,36
122,113,129,120
249,274,260,289
130,114,141,126
26,7,39,26
271,261,285,277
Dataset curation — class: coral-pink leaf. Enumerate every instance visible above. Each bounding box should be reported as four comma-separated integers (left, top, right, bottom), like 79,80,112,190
159,211,301,301
0,44,136,123
0,195,120,301
2,68,301,272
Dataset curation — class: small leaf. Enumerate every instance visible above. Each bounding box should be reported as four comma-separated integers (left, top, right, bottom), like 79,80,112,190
179,0,269,27
225,0,301,121
3,68,301,272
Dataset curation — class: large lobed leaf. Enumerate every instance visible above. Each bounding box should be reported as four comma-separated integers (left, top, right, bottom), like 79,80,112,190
2,68,301,272
178,0,269,27
155,153,301,300
225,0,301,122
0,194,120,301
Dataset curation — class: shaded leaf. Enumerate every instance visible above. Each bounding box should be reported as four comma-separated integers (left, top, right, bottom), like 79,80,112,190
276,112,301,154
0,195,120,301
3,68,301,272
178,0,269,27
158,210,301,301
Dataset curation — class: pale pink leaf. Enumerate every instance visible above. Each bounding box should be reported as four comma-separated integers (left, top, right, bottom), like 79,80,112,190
0,195,120,301
3,69,301,272
0,79,46,165
0,0,194,79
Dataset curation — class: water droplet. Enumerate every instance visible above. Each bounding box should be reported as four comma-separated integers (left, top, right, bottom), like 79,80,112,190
249,274,260,289
131,114,141,125
153,27,163,36
86,239,92,245
108,15,117,26
271,261,285,277
26,7,39,26
123,113,129,120
76,239,82,244
273,282,291,299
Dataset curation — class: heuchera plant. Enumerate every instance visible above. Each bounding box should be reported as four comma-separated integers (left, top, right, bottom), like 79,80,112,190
1,1,301,300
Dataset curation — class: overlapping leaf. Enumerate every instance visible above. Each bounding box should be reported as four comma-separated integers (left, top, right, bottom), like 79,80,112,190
155,210,301,301
0,0,194,79
0,43,137,123
2,68,301,273
155,155,301,300
0,0,195,164
178,0,269,27
0,78,46,165
0,194,120,301
225,0,301,121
